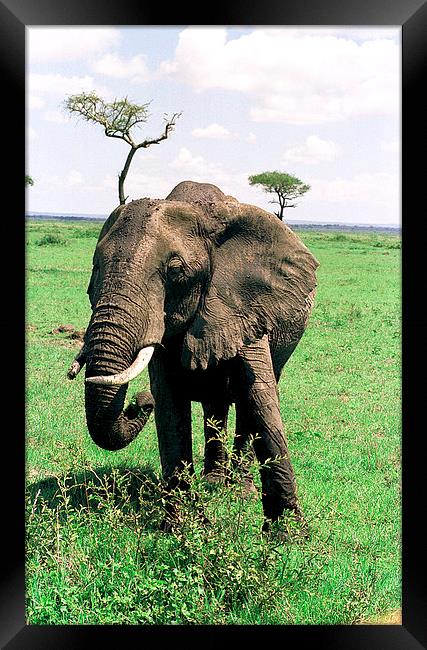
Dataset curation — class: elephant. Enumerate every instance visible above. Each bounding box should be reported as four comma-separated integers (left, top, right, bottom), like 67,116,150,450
67,180,319,533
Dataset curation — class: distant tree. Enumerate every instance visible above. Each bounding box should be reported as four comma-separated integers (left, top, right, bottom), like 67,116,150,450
25,175,34,187
64,92,182,205
248,171,310,220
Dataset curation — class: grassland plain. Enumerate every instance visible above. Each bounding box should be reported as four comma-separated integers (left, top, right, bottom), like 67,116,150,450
26,219,401,625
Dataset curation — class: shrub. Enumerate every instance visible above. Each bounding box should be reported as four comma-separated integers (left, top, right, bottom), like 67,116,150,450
26,433,325,624
35,234,68,246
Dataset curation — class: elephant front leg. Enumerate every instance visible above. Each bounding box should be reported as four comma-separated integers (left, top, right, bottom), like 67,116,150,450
202,396,229,483
231,401,258,499
149,350,193,490
149,349,203,531
236,336,302,526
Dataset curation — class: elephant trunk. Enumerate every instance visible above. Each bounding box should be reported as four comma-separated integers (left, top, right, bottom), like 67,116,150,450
84,304,156,451
84,381,154,451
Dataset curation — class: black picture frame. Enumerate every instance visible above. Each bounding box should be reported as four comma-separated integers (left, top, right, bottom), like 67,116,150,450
2,0,426,647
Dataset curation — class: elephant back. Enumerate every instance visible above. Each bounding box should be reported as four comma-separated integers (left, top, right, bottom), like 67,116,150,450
166,181,239,219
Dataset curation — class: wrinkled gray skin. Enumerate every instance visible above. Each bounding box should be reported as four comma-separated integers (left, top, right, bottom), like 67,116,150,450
71,181,319,529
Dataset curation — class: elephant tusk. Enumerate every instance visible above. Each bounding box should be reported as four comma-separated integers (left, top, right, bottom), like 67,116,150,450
85,346,155,386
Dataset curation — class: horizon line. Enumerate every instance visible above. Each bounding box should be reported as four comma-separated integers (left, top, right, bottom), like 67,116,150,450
26,211,401,229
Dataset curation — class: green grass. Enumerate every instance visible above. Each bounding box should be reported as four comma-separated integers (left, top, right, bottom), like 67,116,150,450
26,218,401,625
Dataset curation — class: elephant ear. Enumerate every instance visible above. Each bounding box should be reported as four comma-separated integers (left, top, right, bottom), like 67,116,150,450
181,204,319,370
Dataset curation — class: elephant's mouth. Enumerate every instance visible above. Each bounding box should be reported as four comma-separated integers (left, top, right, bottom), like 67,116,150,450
85,345,155,386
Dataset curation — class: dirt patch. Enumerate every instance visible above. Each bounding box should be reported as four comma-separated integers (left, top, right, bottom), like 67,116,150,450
51,324,76,335
50,324,85,346
69,330,86,340
358,609,401,625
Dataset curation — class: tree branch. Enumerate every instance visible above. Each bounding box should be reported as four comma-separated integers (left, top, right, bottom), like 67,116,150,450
65,93,182,205
136,112,182,149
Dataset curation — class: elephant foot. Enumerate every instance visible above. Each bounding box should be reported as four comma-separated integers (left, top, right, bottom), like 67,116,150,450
159,504,211,534
160,481,211,534
240,476,258,500
203,470,226,487
262,507,309,543
229,465,258,499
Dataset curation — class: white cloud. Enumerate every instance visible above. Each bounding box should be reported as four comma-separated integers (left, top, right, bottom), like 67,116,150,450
246,132,257,144
125,171,171,200
29,73,102,99
168,147,250,197
66,170,84,187
169,147,215,173
275,27,399,41
27,127,37,141
28,95,44,110
43,111,71,124
192,123,233,139
27,27,120,64
160,28,400,124
381,139,400,154
337,28,400,41
84,170,171,202
27,74,111,115
283,135,342,164
90,53,149,83
309,172,399,206
82,173,119,195
100,174,117,190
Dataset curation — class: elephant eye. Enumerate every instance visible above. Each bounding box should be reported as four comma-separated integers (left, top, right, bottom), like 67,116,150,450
167,257,184,277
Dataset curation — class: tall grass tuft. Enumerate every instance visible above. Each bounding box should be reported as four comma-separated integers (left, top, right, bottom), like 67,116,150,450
35,233,68,246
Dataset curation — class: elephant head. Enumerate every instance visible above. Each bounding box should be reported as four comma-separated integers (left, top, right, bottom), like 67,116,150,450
75,181,318,452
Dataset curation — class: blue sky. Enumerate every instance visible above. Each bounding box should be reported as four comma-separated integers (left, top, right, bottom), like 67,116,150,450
27,26,400,225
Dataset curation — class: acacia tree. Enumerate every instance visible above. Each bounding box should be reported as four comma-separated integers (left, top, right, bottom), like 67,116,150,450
64,92,181,205
248,171,310,220
25,175,34,186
